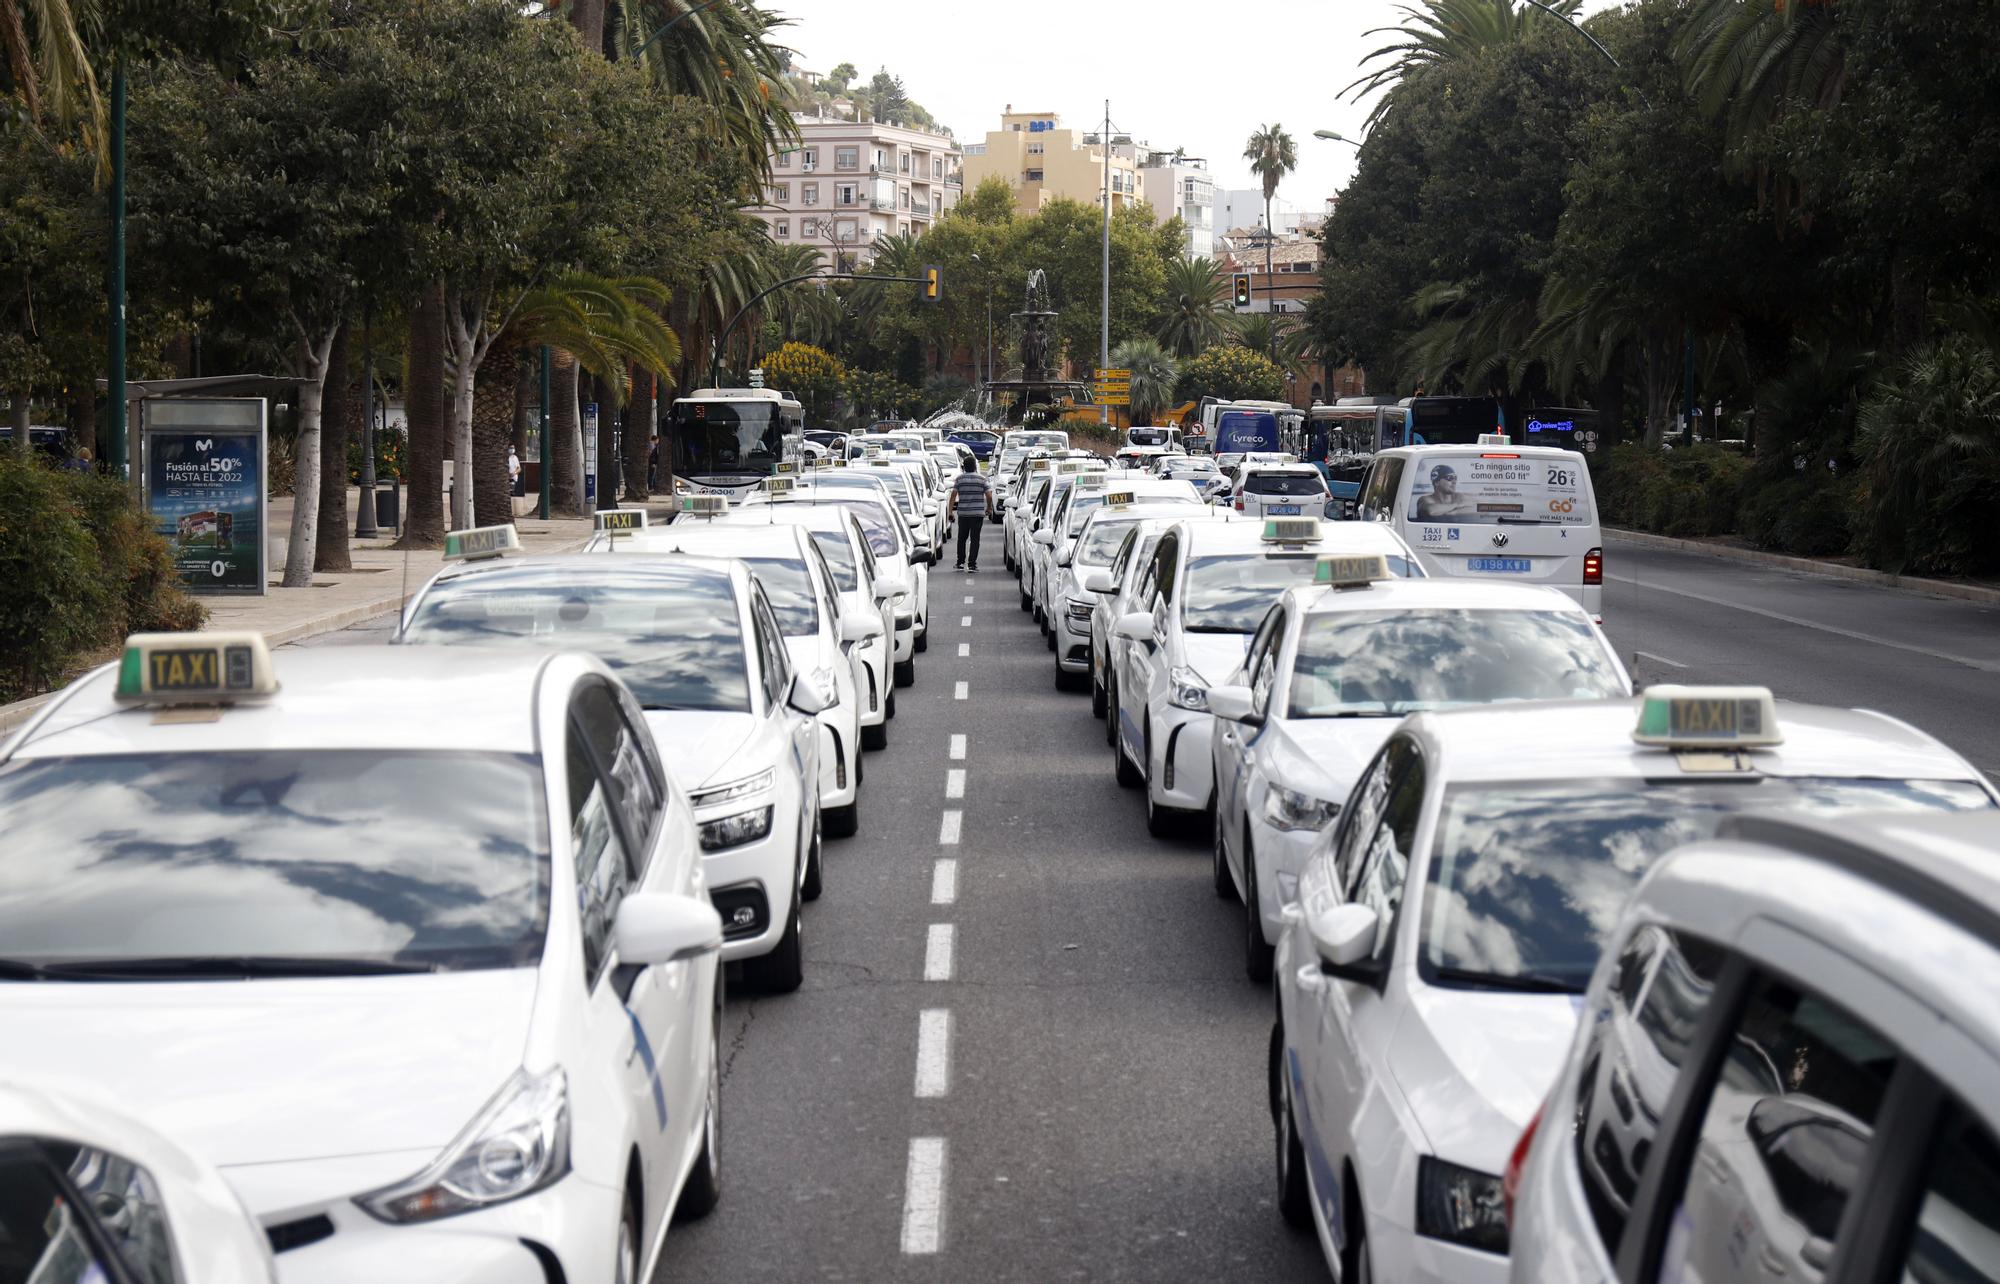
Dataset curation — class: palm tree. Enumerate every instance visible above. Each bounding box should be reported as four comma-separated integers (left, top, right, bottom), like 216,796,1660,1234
1242,124,1298,360
1157,257,1230,357
1678,0,1845,147
1,0,106,162
1345,0,1585,125
618,0,800,184
1110,337,1178,424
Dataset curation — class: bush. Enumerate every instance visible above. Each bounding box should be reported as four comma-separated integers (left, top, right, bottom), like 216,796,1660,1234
347,426,409,483
1172,345,1285,404
1737,468,1858,558
0,455,206,704
1592,443,1752,537
1854,335,2000,576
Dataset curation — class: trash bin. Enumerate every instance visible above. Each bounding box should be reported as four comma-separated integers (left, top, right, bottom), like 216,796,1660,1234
374,482,400,533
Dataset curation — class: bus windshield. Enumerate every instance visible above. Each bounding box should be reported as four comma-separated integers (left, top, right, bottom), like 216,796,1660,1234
669,401,786,478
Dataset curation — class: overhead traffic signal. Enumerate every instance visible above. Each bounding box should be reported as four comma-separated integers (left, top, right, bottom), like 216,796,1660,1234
923,264,941,303
1232,273,1252,309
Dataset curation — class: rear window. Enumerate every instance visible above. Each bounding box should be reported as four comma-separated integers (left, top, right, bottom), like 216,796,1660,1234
1405,454,1592,526
741,557,820,634
808,530,859,590
1245,473,1327,497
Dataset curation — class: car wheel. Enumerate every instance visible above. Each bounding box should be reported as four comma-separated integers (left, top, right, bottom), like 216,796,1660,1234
1104,679,1118,746
1045,623,1057,652
615,1190,641,1284
1114,704,1143,788
1020,587,1031,612
825,796,860,838
1244,847,1274,984
885,689,898,719
915,626,928,654
1055,665,1085,692
801,815,824,902
675,992,723,1222
1090,672,1107,718
744,886,803,993
894,658,916,688
1272,1024,1313,1229
1213,808,1235,900
1342,1202,1373,1284
862,721,889,751
1144,742,1178,838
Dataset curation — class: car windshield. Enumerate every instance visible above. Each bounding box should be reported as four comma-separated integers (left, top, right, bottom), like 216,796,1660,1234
403,568,750,711
1288,609,1626,717
0,751,549,972
808,529,859,590
1182,552,1421,632
810,495,901,556
1078,519,1142,565
1246,473,1326,497
1423,778,1995,992
741,557,819,634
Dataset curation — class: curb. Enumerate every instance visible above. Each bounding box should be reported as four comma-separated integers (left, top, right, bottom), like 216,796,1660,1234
1606,527,2000,608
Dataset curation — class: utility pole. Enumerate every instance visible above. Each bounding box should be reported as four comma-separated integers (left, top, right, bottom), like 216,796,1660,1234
105,65,128,480
537,346,552,520
1100,99,1111,426
356,308,379,538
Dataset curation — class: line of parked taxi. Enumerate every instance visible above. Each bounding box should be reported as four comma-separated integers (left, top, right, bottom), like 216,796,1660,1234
0,445,974,1282
1005,437,2000,1284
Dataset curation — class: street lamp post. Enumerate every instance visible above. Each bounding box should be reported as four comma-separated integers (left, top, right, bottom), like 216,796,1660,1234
356,309,378,538
1311,129,1360,147
105,65,127,480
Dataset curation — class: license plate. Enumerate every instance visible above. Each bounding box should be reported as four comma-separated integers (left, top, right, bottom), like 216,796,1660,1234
1468,557,1532,573
1268,504,1301,515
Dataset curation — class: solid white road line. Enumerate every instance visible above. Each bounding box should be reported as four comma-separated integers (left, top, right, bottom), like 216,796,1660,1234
946,769,966,799
949,734,966,760
914,1010,951,1099
901,1137,946,1254
957,642,970,657
931,858,958,905
961,615,972,627
938,810,962,844
1635,650,1689,669
924,924,955,981
954,681,968,700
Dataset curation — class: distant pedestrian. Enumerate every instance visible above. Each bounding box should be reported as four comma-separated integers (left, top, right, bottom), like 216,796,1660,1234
648,437,660,491
508,445,523,496
946,456,995,572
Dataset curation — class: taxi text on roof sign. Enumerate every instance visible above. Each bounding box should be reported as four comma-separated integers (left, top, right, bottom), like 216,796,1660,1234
1262,518,1322,544
593,508,648,533
1314,554,1392,587
116,631,277,705
1632,685,1784,749
443,525,522,561
681,494,727,516
765,476,797,499
1105,491,1136,507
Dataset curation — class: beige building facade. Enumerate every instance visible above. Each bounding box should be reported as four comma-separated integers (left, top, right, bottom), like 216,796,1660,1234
961,109,1142,215
755,113,964,270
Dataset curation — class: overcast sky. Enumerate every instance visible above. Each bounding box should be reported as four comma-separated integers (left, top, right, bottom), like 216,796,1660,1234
779,0,1624,216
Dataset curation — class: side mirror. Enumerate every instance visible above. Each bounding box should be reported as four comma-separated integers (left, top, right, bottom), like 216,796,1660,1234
614,894,722,966
786,671,830,715
872,575,904,602
1034,529,1056,546
923,502,938,516
1208,684,1260,724
839,612,883,643
913,549,935,566
1055,548,1073,568
1113,612,1155,642
1084,571,1116,594
1306,901,1381,975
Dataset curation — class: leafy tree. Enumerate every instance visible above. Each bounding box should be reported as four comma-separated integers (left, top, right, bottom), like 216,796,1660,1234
1110,337,1177,423
956,176,1017,226
1855,333,2000,576
1346,0,1586,126
1174,346,1284,404
763,341,846,423
826,61,856,92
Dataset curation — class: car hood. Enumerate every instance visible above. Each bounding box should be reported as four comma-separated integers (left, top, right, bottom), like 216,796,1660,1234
783,633,833,678
1391,986,1580,1173
644,709,760,791
1182,631,1254,685
0,971,537,1169
1265,719,1400,804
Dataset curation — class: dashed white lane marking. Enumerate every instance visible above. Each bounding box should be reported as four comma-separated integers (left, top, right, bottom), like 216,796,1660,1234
946,769,966,799
963,595,974,604
914,1010,951,1098
961,615,972,627
938,809,962,844
924,924,955,980
949,734,966,759
1636,650,1689,669
931,858,957,904
901,1137,946,1254
957,643,970,657
953,681,968,700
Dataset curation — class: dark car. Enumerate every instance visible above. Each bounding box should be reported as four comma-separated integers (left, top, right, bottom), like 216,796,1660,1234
947,429,1000,460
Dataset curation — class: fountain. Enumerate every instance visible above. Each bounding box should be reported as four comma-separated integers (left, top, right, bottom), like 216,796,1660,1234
981,269,1091,424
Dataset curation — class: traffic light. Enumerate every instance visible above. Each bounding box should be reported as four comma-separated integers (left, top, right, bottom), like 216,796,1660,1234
923,264,941,303
1232,273,1252,308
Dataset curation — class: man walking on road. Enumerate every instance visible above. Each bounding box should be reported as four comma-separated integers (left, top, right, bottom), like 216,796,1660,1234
947,456,996,572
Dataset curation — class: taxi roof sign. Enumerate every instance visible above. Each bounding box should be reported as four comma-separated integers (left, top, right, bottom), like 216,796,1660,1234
764,475,797,499
1632,685,1783,749
593,508,649,533
1028,459,1052,472
1314,554,1392,587
1477,432,1512,445
443,525,522,562
1057,460,1088,474
1105,490,1136,507
1074,475,1106,492
1262,517,1323,545
116,631,276,706
680,494,727,516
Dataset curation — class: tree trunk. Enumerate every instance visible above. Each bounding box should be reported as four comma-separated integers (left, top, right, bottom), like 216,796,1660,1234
549,351,583,516
568,0,605,54
315,321,354,572
397,280,449,549
513,355,536,456
8,390,29,458
623,365,653,502
473,349,516,528
594,373,618,510
282,328,338,588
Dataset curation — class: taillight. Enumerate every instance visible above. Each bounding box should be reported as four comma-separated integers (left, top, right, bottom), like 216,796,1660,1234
1583,547,1603,585
1234,497,1244,511
1503,1102,1543,1228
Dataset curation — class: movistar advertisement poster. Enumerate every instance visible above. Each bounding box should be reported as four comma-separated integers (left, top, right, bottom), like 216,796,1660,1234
142,398,268,596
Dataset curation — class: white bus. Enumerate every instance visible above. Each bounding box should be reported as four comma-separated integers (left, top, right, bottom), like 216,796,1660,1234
665,388,805,502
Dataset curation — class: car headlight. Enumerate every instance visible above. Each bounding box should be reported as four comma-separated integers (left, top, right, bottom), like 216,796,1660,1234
699,806,774,851
1066,599,1094,623
1167,665,1210,712
690,767,774,809
1262,785,1341,833
1415,1156,1509,1254
358,1068,570,1223
811,666,840,709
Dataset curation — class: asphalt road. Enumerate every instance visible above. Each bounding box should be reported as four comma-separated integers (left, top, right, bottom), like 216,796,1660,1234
292,527,2000,1280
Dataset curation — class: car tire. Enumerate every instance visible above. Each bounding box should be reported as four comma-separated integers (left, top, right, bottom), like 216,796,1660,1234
825,798,860,838
862,721,889,751
885,689,897,719
675,995,723,1223
1020,587,1031,612
1045,624,1057,652
915,627,928,654
1272,1024,1313,1229
1104,680,1119,746
1055,665,1085,692
801,815,824,902
745,887,803,993
1213,809,1235,900
615,1189,642,1284
1342,1203,1373,1284
1144,742,1178,839
894,658,916,688
1244,847,1275,984
1114,713,1143,788
1090,672,1107,718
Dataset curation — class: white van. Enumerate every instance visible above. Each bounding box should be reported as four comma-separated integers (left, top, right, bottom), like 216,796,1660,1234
1355,442,1603,618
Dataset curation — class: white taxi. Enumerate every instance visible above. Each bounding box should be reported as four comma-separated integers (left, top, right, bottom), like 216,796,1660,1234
1051,491,1209,691
1270,687,1997,1284
1105,516,1424,837
400,537,824,992
0,632,726,1283
1034,475,1201,640
1508,808,2000,1284
1209,563,1630,981
1232,461,1333,522
1020,461,1108,624
1088,516,1193,725
1002,460,1054,570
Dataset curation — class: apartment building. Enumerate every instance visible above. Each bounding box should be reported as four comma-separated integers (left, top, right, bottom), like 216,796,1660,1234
961,108,1142,215
1137,151,1215,259
756,113,964,269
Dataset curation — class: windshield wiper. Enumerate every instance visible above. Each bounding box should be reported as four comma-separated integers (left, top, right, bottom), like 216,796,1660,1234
1431,965,1582,995
8,955,440,980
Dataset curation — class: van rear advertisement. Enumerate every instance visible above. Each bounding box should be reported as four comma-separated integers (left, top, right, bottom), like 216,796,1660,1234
141,398,268,595
1408,454,1590,525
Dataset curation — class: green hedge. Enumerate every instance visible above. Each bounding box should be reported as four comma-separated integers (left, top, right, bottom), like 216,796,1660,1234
1591,443,1753,537
0,455,207,704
